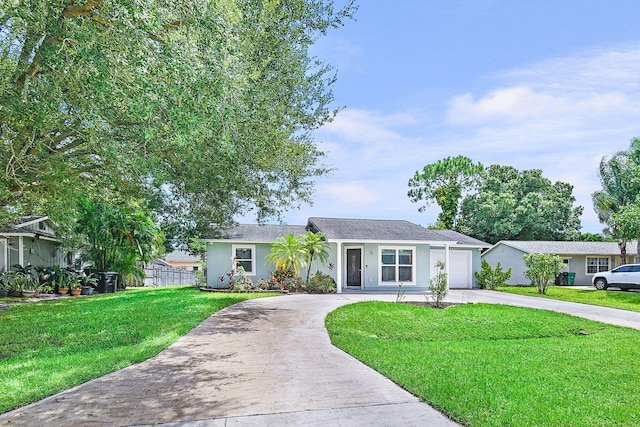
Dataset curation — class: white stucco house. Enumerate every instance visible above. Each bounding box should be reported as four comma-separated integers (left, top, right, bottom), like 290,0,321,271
201,217,491,292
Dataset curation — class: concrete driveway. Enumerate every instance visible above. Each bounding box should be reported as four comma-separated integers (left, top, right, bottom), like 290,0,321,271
2,290,640,427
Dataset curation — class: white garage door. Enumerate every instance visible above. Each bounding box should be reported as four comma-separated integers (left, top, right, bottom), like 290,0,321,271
430,250,472,289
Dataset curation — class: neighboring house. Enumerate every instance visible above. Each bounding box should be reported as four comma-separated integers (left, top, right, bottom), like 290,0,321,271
0,216,67,270
201,217,491,293
164,250,204,271
482,240,638,286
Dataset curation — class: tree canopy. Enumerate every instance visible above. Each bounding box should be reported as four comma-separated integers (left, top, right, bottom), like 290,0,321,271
592,138,640,263
408,156,483,229
0,0,356,240
455,165,583,244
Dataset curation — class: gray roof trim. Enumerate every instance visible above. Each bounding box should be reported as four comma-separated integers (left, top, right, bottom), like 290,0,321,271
14,216,49,228
484,240,639,256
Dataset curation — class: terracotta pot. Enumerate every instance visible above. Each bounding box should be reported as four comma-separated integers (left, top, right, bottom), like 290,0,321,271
70,288,82,296
58,288,69,295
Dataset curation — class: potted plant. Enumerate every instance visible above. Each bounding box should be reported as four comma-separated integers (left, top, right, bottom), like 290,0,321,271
80,272,98,295
57,273,70,295
21,274,38,298
68,272,82,296
9,273,28,297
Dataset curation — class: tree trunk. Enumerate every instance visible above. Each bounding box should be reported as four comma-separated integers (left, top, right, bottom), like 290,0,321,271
619,238,627,265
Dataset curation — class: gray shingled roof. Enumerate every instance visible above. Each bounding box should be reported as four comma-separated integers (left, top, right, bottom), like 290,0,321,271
494,240,638,256
203,217,490,247
203,224,308,243
306,217,490,245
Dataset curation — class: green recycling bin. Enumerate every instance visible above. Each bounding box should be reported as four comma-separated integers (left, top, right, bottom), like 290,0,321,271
567,272,576,286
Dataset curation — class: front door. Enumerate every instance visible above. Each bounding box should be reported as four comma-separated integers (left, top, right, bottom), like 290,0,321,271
346,248,362,287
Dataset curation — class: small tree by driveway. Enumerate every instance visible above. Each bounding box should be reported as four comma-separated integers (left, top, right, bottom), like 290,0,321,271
523,253,564,294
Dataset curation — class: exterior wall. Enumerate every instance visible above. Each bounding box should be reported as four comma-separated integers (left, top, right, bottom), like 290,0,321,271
482,245,529,285
333,243,431,291
21,239,63,267
1,237,64,270
471,248,482,288
206,242,280,288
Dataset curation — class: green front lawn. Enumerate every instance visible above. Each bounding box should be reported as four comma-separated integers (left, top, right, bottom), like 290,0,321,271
0,286,272,414
498,285,640,312
326,301,640,427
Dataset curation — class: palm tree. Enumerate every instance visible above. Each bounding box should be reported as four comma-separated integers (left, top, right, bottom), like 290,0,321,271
592,145,640,264
76,196,163,280
302,231,330,283
266,233,307,276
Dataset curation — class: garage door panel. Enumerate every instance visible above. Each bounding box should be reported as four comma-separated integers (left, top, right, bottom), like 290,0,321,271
430,250,472,289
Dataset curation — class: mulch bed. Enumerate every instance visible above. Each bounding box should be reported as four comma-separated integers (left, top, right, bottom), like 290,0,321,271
198,287,289,294
403,301,459,309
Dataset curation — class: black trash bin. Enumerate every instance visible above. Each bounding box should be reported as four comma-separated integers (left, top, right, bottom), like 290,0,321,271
98,272,118,293
560,272,568,286
555,274,562,286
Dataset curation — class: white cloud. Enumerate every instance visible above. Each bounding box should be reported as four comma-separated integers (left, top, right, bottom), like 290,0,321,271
276,43,640,233
322,182,381,205
447,86,629,125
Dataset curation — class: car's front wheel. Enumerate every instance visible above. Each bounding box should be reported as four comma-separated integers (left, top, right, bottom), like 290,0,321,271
594,278,608,290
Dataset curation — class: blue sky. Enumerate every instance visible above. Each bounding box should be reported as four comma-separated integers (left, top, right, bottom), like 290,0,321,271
270,1,640,233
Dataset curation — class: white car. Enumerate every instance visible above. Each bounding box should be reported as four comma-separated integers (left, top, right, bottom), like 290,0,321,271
592,264,640,291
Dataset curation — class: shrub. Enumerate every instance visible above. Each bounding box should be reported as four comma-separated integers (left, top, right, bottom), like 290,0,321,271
428,260,448,307
523,253,564,295
229,266,254,291
475,260,512,290
306,272,336,294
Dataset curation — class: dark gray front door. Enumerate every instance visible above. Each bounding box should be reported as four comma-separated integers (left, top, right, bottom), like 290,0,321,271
346,248,362,287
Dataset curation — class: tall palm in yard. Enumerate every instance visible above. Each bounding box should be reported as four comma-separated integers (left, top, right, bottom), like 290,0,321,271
303,232,330,283
266,233,307,276
592,143,640,263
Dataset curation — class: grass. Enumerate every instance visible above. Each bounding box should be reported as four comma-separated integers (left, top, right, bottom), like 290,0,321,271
497,285,640,312
326,301,640,427
0,286,272,414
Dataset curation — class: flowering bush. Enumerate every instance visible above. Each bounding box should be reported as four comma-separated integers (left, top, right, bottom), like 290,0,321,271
306,272,336,293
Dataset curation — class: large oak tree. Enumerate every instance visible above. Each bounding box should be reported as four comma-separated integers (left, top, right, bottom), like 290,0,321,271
0,0,355,238
455,165,583,244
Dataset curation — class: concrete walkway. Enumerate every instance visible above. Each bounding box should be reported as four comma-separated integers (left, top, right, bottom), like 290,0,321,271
2,290,640,426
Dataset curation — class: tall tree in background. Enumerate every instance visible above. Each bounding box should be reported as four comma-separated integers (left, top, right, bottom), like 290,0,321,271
0,1,356,239
408,156,483,229
592,138,640,264
456,165,582,244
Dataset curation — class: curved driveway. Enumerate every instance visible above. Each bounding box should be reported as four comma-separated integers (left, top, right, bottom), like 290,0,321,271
1,290,639,426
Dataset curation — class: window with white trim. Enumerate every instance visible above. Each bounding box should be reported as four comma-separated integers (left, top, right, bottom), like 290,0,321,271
232,245,256,275
380,247,414,284
586,257,609,274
